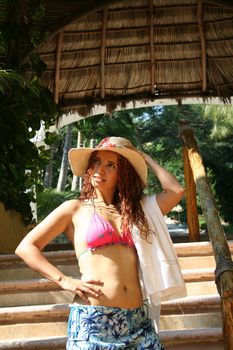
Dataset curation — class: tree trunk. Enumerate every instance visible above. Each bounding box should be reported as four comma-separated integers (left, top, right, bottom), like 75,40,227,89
44,144,55,188
56,124,73,192
180,123,233,350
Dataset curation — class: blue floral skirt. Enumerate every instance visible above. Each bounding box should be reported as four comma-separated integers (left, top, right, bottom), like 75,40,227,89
66,302,164,349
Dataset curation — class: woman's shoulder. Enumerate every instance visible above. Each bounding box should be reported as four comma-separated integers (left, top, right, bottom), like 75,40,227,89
60,198,81,210
53,198,82,216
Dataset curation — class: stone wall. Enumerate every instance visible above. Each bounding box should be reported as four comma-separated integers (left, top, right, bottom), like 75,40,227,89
0,202,27,253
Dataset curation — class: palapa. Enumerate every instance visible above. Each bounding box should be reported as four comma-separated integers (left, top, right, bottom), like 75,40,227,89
25,0,233,115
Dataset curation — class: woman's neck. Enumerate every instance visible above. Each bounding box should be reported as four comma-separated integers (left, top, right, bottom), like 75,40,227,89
93,190,114,206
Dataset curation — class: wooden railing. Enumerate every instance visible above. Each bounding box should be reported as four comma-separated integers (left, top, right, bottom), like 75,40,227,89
180,123,233,350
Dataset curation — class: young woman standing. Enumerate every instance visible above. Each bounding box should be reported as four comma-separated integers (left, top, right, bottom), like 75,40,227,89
16,136,186,349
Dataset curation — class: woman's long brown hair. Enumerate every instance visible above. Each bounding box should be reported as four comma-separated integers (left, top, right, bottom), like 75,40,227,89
79,151,151,240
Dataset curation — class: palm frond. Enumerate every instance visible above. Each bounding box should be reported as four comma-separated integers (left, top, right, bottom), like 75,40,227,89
0,69,26,93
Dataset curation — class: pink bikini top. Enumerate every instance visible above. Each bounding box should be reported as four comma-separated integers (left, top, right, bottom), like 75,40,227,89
86,211,134,248
78,209,134,258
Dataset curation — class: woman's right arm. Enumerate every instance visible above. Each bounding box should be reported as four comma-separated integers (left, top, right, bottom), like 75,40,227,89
15,200,103,302
138,151,184,214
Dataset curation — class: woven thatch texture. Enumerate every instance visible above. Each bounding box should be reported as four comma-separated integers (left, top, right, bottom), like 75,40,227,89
34,0,233,113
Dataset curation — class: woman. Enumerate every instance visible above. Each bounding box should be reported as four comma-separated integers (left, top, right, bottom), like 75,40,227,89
15,136,186,349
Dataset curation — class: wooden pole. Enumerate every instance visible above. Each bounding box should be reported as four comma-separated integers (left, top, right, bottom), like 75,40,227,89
71,131,82,191
180,124,233,349
182,145,200,241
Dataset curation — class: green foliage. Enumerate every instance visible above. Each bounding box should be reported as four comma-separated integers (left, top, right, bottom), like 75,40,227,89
0,69,25,92
204,105,233,139
37,189,79,221
0,76,58,222
0,1,58,224
37,189,79,244
209,161,233,224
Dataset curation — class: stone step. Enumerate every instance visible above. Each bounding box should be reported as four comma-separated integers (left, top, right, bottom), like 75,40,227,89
162,294,220,314
186,281,217,296
0,241,229,348
0,295,221,325
0,241,232,271
0,322,67,341
0,295,222,339
0,265,77,281
160,328,223,350
0,290,74,308
174,240,233,256
0,256,224,281
0,336,66,350
0,282,218,308
0,241,232,284
160,312,221,331
0,267,217,295
0,268,217,306
0,304,69,325
0,250,77,269
178,256,214,270
0,328,223,350
0,313,222,340
0,263,220,306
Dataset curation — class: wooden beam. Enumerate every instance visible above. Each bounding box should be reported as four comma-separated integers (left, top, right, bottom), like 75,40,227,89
197,0,207,93
180,124,233,350
182,144,200,241
100,8,107,99
149,0,155,94
54,31,63,104
204,0,233,9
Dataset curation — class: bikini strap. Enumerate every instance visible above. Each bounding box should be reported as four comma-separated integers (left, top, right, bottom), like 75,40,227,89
91,198,96,212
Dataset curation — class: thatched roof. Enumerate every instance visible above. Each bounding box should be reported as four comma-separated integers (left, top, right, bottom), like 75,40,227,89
35,0,233,115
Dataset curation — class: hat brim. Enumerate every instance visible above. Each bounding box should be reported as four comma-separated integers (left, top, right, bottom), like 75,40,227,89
68,147,148,186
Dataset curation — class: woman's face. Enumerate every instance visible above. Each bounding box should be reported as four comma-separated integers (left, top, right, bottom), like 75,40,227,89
90,151,119,192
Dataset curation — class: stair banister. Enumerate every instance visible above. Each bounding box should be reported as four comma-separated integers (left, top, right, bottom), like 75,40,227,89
180,123,233,350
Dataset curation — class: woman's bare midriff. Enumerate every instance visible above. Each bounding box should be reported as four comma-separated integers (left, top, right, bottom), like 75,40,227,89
73,244,143,309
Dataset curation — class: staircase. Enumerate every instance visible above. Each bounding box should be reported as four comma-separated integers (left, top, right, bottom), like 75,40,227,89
0,241,232,350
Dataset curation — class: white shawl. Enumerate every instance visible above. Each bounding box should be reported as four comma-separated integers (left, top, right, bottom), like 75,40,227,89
132,195,187,330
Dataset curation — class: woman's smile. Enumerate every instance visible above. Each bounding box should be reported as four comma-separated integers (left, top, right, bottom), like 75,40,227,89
93,176,106,183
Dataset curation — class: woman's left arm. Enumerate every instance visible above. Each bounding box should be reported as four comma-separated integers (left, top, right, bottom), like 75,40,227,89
140,152,184,214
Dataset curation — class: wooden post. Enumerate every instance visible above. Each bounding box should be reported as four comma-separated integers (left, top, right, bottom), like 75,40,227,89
182,145,200,241
71,131,82,191
180,124,233,349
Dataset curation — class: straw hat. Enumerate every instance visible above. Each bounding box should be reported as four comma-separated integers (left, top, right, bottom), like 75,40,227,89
68,136,148,186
